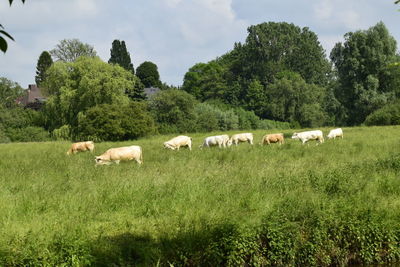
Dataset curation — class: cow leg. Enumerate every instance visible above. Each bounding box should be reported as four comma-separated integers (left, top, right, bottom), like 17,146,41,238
115,160,120,164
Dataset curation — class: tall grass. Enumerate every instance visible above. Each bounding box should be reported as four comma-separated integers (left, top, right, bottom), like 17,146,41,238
1,126,400,265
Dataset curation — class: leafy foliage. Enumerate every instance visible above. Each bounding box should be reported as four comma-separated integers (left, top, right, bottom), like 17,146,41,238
330,22,398,125
364,100,400,126
41,57,140,136
77,102,157,141
50,39,97,62
0,77,24,108
264,72,328,127
149,89,198,133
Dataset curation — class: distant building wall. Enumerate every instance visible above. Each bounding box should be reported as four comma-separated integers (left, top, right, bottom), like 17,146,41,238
18,84,46,106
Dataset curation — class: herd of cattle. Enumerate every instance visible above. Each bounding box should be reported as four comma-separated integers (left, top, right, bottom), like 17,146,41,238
66,128,344,166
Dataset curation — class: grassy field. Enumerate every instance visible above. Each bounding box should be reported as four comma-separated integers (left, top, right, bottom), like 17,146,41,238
1,126,400,266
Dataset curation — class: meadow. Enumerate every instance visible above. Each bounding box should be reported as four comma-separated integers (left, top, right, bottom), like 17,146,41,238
1,126,400,266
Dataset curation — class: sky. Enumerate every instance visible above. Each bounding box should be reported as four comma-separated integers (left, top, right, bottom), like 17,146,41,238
0,0,399,88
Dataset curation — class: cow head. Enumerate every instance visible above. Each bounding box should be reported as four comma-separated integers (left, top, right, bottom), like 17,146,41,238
163,142,175,150
226,138,233,147
291,133,299,139
95,156,110,166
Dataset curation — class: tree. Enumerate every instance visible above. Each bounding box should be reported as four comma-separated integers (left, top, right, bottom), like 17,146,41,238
50,39,97,62
136,61,162,88
330,22,398,125
35,51,53,86
0,77,24,108
108,40,135,74
238,22,331,86
264,72,327,127
41,57,141,136
182,61,229,101
148,89,198,133
0,0,25,53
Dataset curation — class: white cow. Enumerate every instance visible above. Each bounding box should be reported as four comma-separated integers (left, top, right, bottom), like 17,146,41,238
200,134,230,148
327,128,343,139
292,130,324,144
163,135,192,150
95,145,143,165
228,133,254,146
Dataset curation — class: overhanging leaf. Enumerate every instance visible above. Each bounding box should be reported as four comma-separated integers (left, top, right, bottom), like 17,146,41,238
0,30,15,41
0,37,8,52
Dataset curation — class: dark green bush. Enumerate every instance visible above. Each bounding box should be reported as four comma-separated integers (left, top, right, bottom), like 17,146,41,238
77,101,157,141
6,126,50,142
149,89,198,133
364,101,400,126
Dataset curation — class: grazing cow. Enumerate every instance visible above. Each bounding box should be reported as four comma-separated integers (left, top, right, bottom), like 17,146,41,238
67,141,94,155
95,145,143,165
228,133,253,146
261,133,284,145
292,130,324,144
327,128,343,139
200,134,230,148
163,135,192,150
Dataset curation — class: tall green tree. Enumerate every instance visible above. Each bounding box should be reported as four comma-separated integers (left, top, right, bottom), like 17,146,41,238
108,40,135,74
50,39,97,62
0,77,24,108
35,51,53,86
330,22,398,125
136,61,162,88
264,72,327,127
239,22,331,85
41,57,141,136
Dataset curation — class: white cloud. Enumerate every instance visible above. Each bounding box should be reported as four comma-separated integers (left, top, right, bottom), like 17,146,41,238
0,0,399,87
314,0,333,20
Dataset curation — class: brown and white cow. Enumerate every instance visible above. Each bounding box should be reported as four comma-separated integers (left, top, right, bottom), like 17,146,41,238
261,133,284,145
163,135,192,150
66,141,94,155
95,145,143,165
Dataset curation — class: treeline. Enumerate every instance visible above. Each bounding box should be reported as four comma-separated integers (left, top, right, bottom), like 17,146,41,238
1,21,399,142
182,21,400,127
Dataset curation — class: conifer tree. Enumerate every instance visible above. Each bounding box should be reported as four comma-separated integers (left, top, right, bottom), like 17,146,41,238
35,51,53,86
108,40,135,74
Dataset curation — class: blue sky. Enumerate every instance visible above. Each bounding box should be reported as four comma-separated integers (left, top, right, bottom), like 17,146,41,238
1,0,399,88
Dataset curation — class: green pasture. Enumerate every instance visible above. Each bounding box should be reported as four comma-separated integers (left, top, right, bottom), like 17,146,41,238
1,126,400,266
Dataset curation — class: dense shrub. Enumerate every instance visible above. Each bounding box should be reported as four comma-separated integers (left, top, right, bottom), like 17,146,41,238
194,103,220,132
258,119,291,130
0,127,10,143
52,125,71,141
364,101,400,126
6,126,50,142
234,108,260,130
77,101,157,141
149,89,198,133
